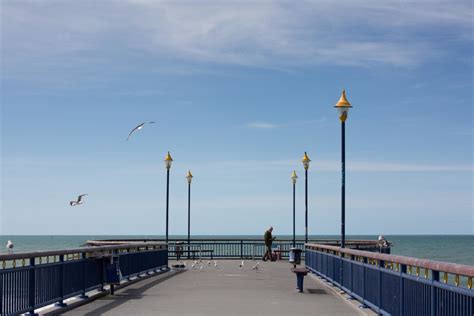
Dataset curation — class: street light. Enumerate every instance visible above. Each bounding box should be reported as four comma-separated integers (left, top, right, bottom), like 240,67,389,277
291,170,298,247
186,170,193,258
164,151,173,244
334,90,352,248
301,152,311,243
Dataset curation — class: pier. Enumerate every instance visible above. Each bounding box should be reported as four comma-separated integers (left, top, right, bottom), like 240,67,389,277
62,260,363,316
1,239,473,315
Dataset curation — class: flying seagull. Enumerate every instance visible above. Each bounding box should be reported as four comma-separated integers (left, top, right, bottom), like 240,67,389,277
70,194,88,206
6,240,13,254
126,122,156,140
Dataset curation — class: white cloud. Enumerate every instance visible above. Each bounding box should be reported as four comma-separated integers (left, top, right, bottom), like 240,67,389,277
246,122,279,129
201,159,474,173
1,0,472,72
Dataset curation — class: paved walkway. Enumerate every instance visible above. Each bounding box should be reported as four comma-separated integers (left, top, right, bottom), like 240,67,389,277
65,260,368,316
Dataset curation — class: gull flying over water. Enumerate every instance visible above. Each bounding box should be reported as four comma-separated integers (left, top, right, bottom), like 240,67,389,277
70,194,88,206
126,122,156,140
6,240,13,254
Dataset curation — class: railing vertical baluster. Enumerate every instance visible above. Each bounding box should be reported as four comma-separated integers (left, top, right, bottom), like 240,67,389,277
240,240,243,259
431,270,439,316
80,252,88,299
27,257,37,316
0,267,3,315
379,259,384,313
362,257,367,306
55,254,66,308
400,263,407,316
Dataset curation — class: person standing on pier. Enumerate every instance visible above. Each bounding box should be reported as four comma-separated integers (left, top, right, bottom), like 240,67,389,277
262,227,276,261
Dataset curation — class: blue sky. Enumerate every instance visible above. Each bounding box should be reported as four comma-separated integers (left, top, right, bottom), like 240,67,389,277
1,1,472,235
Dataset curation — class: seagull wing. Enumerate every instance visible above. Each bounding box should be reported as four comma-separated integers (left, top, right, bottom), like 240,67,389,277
126,123,145,140
77,194,88,202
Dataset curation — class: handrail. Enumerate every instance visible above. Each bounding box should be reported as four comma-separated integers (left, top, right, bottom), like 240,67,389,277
89,238,380,246
306,243,474,277
0,242,166,261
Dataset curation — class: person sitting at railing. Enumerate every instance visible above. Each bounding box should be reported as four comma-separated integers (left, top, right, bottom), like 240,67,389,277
377,235,392,249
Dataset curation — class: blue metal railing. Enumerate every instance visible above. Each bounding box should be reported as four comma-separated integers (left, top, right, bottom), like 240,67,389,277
306,243,474,316
87,238,386,259
0,243,167,316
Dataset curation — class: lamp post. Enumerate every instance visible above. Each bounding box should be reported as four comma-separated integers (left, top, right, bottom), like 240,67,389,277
186,170,193,258
334,90,352,248
301,152,311,243
291,171,298,247
164,151,173,244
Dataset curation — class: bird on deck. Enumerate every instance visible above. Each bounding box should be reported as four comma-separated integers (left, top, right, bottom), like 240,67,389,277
6,240,13,254
191,261,197,269
239,260,245,269
252,262,260,271
214,261,218,268
200,264,204,271
207,261,211,266
70,194,88,206
126,122,156,140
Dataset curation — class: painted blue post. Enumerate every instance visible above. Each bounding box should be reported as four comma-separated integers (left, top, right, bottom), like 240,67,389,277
431,270,439,316
79,252,89,299
379,259,385,311
360,257,367,308
55,255,67,307
27,257,37,316
296,273,305,292
400,264,407,316
362,257,367,301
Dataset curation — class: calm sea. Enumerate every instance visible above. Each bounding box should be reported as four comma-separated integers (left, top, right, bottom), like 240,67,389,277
0,235,472,266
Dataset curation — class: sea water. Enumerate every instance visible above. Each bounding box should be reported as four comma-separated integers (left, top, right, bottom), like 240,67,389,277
0,235,472,266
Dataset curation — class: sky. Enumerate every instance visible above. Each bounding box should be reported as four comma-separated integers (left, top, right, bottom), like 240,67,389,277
0,0,472,236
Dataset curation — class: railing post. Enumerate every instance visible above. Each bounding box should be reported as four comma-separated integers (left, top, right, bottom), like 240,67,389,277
27,257,37,316
361,257,366,304
240,240,243,259
98,254,106,292
400,264,406,316
55,255,67,307
431,270,439,316
79,252,88,299
379,259,384,311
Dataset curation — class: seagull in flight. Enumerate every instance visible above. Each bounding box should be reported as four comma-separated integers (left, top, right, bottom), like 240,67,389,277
70,194,88,206
126,122,156,140
6,240,13,254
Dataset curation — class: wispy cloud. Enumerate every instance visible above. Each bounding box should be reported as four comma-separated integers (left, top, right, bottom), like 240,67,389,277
1,0,472,74
245,118,327,130
5,156,472,174
203,159,474,173
246,121,279,129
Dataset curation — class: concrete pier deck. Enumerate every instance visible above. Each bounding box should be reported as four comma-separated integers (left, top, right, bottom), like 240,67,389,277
64,260,371,316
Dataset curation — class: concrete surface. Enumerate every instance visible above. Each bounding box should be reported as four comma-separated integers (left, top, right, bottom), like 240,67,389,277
64,260,371,316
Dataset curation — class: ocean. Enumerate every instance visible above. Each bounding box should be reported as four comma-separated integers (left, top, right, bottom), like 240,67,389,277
0,235,472,266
